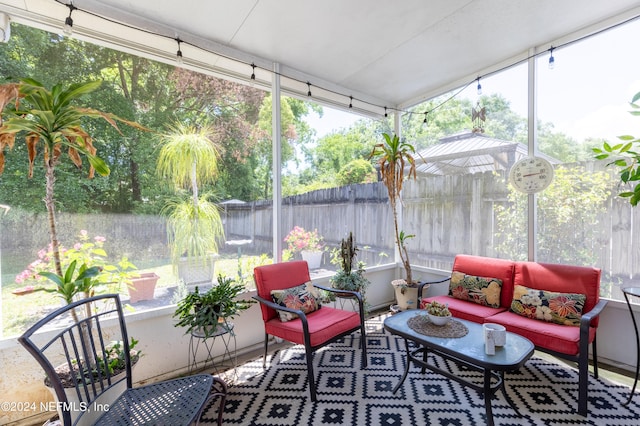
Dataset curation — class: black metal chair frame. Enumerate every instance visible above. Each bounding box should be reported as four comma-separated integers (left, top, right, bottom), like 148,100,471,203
252,283,367,402
19,293,226,426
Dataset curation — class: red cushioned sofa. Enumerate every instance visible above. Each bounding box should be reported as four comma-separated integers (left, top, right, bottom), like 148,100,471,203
418,254,607,417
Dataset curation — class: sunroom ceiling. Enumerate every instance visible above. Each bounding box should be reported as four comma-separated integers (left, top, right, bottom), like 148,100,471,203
2,0,640,118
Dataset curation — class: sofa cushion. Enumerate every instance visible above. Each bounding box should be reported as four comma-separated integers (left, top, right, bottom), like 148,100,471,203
420,295,506,323
514,262,601,326
510,285,586,326
271,282,321,322
449,271,502,308
486,310,596,356
452,255,516,308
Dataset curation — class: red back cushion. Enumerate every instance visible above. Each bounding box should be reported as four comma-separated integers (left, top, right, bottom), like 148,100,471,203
452,255,516,308
514,262,601,326
254,261,311,321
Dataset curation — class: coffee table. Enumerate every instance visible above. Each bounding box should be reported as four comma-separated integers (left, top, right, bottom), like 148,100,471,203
384,310,534,426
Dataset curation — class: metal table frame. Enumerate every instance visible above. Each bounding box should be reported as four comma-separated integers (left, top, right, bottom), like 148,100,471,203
384,311,534,426
622,287,640,406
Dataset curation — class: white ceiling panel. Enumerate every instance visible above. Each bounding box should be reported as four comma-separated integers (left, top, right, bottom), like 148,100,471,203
1,0,640,117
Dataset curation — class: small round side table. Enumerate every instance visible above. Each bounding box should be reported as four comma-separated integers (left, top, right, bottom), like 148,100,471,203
621,287,640,406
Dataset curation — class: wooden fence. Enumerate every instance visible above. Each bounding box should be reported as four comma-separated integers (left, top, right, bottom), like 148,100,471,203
2,160,638,299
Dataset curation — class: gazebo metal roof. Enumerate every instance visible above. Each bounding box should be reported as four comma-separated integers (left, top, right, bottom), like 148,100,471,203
415,131,557,175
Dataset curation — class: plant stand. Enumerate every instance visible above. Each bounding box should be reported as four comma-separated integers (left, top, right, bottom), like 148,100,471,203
188,320,237,381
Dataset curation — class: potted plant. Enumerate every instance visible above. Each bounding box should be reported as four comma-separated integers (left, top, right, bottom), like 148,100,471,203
157,122,225,285
173,274,254,338
369,132,421,310
423,300,451,326
330,232,370,310
283,226,325,269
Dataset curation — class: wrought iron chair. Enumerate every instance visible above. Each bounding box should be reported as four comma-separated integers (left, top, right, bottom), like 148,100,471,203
253,260,367,401
18,293,226,426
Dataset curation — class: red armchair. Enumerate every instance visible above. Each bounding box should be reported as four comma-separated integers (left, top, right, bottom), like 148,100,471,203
253,260,367,401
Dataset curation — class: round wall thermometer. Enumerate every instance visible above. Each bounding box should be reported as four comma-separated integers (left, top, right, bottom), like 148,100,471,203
508,156,554,194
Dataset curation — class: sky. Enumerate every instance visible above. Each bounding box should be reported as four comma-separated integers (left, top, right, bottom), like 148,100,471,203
305,17,640,145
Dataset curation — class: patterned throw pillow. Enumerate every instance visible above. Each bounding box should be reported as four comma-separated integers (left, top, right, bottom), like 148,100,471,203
449,271,502,308
270,282,322,322
510,284,586,327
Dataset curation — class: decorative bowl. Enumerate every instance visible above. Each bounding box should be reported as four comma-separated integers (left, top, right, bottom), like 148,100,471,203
428,313,451,326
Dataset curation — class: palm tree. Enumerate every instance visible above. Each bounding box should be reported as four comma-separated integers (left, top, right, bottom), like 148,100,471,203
157,122,225,267
0,78,147,278
369,132,419,284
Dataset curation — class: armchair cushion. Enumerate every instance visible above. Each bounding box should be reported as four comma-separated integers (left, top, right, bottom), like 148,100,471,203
511,284,586,327
449,271,502,308
271,282,322,322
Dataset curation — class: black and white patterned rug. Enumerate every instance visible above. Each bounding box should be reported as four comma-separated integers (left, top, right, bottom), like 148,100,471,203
202,314,640,425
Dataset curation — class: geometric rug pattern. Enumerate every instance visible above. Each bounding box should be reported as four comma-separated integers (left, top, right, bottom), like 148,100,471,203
201,314,640,425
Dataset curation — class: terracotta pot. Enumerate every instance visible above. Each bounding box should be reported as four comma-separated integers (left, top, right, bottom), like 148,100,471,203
128,272,159,303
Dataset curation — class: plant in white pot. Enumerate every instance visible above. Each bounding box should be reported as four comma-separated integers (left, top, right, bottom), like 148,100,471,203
369,132,421,310
283,226,325,269
157,122,225,285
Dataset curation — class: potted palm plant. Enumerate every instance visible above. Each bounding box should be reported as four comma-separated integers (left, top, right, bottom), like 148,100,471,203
157,122,225,285
369,132,421,310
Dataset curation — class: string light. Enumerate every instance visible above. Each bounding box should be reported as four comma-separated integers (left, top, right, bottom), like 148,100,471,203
250,63,256,81
175,38,183,64
423,112,428,124
63,1,76,36
548,47,555,69
50,0,626,120
307,82,312,97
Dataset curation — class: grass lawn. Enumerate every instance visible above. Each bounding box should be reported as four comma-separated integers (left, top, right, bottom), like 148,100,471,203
1,253,269,338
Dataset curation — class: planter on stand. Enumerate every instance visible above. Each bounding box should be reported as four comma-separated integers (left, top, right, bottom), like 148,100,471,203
128,272,160,303
301,250,323,269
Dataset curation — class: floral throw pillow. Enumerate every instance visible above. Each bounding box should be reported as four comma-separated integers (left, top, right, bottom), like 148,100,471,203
270,282,322,322
510,284,586,327
449,271,502,308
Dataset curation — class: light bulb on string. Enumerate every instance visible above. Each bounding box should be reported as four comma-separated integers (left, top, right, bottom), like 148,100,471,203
384,107,388,118
176,38,183,65
476,77,482,95
348,96,353,109
250,63,256,81
307,82,312,98
548,47,555,69
423,112,428,125
63,2,76,36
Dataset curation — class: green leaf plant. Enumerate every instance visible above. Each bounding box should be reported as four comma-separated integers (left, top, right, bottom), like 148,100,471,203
0,78,149,282
369,132,421,284
593,91,640,206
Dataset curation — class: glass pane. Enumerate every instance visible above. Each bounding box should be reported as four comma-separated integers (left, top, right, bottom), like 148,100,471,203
536,19,640,301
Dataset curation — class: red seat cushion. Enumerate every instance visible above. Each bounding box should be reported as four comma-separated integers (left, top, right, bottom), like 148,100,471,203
486,310,596,355
264,306,362,347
